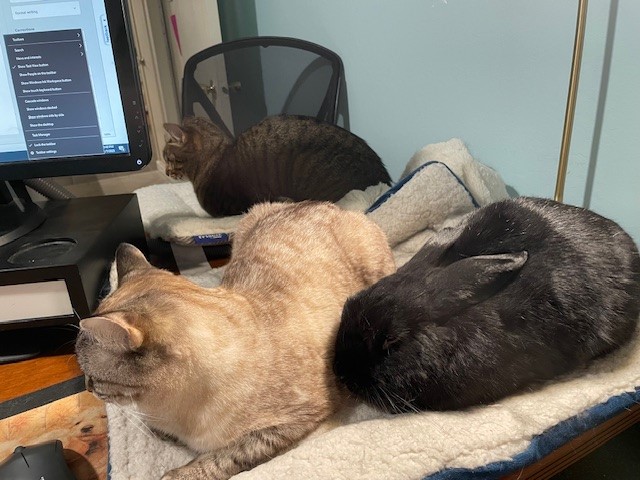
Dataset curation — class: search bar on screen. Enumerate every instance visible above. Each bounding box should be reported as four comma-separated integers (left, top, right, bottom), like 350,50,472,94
12,1,81,20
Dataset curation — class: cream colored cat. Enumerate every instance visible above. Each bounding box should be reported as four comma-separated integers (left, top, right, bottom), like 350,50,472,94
75,201,395,480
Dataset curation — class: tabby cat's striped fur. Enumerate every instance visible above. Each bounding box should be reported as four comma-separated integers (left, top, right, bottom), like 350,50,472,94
163,115,391,217
75,201,395,480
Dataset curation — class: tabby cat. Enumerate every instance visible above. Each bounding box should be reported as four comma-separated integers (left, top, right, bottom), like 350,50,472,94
163,115,392,217
75,201,395,480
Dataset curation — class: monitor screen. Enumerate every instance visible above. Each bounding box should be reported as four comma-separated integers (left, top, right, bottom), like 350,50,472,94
0,0,150,180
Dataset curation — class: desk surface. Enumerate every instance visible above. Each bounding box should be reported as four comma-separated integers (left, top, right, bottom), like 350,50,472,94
0,352,108,480
1,353,82,403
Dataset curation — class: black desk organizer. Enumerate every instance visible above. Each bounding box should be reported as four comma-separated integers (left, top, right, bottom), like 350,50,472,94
0,194,146,362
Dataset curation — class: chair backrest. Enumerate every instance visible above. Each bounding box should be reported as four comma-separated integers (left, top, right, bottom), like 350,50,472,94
181,36,345,138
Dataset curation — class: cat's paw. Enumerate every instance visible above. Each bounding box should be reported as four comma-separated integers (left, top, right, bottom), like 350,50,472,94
161,465,225,480
160,467,198,480
165,165,184,180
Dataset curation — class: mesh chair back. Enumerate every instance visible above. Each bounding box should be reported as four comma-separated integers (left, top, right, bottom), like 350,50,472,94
182,36,345,137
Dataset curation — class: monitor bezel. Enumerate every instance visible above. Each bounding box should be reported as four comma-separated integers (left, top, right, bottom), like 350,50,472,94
0,0,151,181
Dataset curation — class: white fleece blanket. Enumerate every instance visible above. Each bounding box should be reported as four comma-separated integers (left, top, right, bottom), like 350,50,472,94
106,139,640,480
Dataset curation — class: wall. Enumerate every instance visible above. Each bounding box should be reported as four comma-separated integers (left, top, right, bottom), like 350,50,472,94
162,0,223,94
221,0,639,241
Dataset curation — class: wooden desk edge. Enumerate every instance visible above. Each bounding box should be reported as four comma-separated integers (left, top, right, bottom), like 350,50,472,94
0,353,82,403
501,402,640,479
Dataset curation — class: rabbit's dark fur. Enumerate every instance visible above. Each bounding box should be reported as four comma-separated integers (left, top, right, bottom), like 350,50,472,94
334,197,640,413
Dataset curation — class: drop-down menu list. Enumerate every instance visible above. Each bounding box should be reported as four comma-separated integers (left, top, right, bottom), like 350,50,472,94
4,29,103,159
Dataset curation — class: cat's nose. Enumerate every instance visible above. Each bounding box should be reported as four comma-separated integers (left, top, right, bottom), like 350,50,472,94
85,376,94,392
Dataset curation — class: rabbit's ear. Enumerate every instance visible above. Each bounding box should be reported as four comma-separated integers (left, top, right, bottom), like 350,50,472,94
427,251,528,318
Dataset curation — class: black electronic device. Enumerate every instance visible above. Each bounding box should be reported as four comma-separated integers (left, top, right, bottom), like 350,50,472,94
0,0,151,361
0,440,77,480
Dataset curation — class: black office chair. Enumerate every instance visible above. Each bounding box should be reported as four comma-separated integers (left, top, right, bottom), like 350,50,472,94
181,36,348,138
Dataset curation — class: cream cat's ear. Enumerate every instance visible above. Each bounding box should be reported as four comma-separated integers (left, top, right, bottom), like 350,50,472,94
80,315,144,351
116,243,152,284
163,122,185,143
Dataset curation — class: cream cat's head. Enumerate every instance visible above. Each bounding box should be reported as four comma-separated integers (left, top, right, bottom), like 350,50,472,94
75,244,218,406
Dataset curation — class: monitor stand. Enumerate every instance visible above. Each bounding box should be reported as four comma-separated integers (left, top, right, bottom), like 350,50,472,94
0,191,147,363
0,181,47,247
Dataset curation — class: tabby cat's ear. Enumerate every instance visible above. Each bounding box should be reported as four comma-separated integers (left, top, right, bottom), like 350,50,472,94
116,243,152,284
80,315,144,351
164,123,185,143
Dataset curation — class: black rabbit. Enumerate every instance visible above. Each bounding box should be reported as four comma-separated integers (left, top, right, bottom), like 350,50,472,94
334,197,640,413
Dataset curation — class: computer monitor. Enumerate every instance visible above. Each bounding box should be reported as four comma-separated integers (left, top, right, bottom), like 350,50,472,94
0,0,151,245
0,0,151,361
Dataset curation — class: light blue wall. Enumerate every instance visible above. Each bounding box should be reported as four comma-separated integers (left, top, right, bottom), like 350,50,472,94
248,0,639,241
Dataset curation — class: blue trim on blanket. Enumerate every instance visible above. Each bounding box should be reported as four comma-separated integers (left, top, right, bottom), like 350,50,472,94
423,388,640,479
366,161,480,214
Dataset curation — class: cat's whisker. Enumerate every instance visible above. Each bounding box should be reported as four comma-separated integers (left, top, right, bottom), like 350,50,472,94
115,403,157,441
53,339,78,355
386,388,420,414
377,386,402,415
129,409,165,422
368,390,387,414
